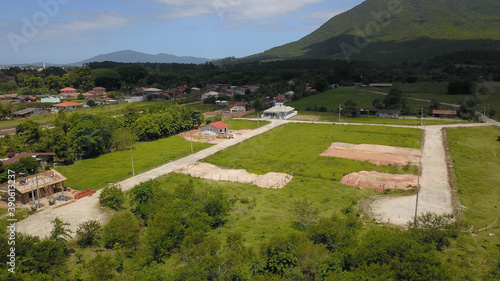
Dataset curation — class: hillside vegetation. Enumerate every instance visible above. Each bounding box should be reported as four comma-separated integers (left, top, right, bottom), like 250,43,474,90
245,0,500,63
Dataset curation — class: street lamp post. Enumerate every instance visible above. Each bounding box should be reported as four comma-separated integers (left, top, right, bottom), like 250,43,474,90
130,145,135,176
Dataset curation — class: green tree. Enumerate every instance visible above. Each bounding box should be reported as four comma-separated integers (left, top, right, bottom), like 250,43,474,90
383,88,406,109
99,184,124,210
110,127,136,151
76,220,102,248
130,180,155,220
102,211,140,249
45,75,61,91
26,76,44,89
84,253,118,281
50,217,73,242
92,68,121,91
30,240,67,273
16,120,41,146
146,213,185,261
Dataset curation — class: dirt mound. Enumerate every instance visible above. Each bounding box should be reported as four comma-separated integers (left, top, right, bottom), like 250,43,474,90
321,142,420,166
341,171,418,192
178,162,292,189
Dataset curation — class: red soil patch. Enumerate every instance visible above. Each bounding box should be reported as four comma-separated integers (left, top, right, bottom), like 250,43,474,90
341,171,418,192
321,142,420,166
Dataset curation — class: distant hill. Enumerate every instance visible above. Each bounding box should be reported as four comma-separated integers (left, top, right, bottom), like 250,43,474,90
244,0,500,63
71,50,211,65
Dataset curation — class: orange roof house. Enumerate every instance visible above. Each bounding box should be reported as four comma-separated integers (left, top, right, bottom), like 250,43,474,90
53,102,83,111
201,121,229,137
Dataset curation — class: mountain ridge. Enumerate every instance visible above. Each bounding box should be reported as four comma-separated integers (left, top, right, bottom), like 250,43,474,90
71,50,211,66
243,0,500,63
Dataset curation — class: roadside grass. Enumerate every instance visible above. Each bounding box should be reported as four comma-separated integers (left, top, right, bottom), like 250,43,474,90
224,119,270,130
447,126,500,227
206,123,421,181
55,136,212,190
444,126,500,280
294,111,470,125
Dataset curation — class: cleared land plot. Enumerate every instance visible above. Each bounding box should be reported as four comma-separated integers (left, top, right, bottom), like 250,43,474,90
341,171,418,192
56,136,212,190
288,88,384,111
177,162,292,189
321,142,421,166
206,123,421,182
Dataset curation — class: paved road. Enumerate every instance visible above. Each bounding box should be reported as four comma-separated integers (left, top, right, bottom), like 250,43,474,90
17,120,286,239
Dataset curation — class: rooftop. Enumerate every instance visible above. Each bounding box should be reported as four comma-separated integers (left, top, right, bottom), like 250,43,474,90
53,102,83,107
7,169,67,194
209,121,229,129
2,152,56,165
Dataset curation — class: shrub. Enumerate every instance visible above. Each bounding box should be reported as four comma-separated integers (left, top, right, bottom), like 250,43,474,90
76,220,101,248
99,184,124,210
102,212,140,249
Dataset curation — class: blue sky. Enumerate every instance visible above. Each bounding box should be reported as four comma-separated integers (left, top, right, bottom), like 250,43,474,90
0,0,364,65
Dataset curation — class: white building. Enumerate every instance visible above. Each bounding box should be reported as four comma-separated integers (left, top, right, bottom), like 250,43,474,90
262,104,297,120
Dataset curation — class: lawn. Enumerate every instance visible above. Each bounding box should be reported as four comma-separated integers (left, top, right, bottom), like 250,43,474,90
55,136,212,190
444,126,500,280
224,119,270,130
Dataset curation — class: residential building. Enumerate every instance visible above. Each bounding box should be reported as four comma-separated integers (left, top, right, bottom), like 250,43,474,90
262,104,297,120
201,121,229,137
378,109,400,119
52,101,83,111
432,110,458,118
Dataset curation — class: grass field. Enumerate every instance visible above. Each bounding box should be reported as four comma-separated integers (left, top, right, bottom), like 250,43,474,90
444,126,500,279
55,136,212,190
206,123,421,180
169,123,422,246
294,111,471,126
224,119,270,130
288,88,381,111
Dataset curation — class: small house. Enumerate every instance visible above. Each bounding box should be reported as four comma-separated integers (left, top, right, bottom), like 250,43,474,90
13,108,45,118
201,121,229,137
432,110,457,118
202,91,219,99
41,97,61,104
378,110,400,119
53,101,83,111
230,106,246,113
359,108,379,116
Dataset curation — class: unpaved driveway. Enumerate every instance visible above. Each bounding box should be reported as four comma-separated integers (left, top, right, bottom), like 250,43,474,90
17,120,286,239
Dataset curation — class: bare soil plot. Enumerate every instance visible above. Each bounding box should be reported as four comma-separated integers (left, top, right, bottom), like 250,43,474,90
321,142,421,166
178,129,253,144
177,162,292,189
290,115,321,121
341,171,418,192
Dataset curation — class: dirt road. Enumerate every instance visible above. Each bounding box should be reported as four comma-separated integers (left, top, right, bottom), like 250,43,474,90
16,120,286,239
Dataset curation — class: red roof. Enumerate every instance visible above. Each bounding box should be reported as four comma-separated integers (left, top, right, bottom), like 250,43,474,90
276,94,285,99
209,121,229,130
2,152,56,165
53,102,83,107
433,110,457,115
60,87,76,91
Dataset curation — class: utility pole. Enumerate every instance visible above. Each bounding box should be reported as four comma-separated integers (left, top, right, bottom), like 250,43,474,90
421,108,423,127
130,145,135,175
338,104,342,123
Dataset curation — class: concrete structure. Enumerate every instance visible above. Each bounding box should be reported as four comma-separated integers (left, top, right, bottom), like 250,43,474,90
262,104,297,120
0,169,67,204
216,100,229,106
125,96,144,103
230,106,246,113
201,121,229,137
2,152,56,167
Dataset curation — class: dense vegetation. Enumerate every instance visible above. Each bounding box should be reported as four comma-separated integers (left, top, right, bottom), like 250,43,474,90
245,0,500,63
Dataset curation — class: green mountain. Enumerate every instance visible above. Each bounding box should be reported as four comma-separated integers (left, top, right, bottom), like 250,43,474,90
244,0,500,63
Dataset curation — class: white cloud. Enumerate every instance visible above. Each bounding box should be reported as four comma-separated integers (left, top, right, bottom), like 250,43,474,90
39,12,132,41
299,9,347,20
153,0,324,20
